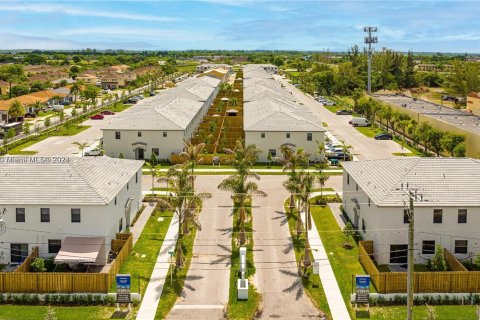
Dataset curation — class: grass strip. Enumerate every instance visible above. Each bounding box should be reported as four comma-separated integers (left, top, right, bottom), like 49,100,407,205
226,201,261,320
283,199,331,319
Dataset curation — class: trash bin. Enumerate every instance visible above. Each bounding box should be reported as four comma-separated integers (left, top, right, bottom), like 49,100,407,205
330,158,339,166
237,279,249,300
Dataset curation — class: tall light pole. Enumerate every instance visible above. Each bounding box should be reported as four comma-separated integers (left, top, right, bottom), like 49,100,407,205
364,26,378,95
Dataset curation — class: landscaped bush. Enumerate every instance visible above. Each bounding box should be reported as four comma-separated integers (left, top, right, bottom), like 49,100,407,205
0,293,117,306
368,294,480,306
30,258,47,272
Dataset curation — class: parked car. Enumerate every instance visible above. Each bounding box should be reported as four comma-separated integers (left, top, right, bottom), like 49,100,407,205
90,114,104,120
85,150,103,157
375,133,393,140
336,109,353,115
125,98,138,104
51,105,64,111
150,91,156,96
101,110,115,115
24,113,37,118
350,117,371,127
59,101,71,106
327,152,352,161
324,101,336,106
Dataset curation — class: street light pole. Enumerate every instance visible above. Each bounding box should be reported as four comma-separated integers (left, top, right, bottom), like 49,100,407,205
364,26,378,95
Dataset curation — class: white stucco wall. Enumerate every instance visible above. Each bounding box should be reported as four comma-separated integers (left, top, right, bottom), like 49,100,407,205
103,130,185,161
342,171,480,265
245,131,325,162
0,168,142,265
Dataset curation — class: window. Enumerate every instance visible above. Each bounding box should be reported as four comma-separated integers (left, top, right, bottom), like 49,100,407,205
286,133,290,138
115,131,121,139
163,132,167,137
307,133,312,141
433,209,443,224
458,209,467,223
136,172,138,183
138,131,142,137
455,240,468,254
16,208,25,222
368,198,371,207
10,243,28,263
268,149,276,157
48,240,61,254
127,182,129,190
362,218,366,233
152,148,159,156
40,208,50,223
119,218,123,232
71,208,81,223
347,174,350,185
422,240,435,254
355,183,358,191
403,209,409,224
115,197,117,205
261,132,265,138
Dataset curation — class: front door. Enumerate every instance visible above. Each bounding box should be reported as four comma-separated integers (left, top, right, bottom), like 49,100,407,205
136,148,144,160
390,244,408,264
11,243,28,263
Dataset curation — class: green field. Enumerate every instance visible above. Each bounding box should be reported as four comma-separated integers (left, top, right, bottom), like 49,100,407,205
0,306,132,320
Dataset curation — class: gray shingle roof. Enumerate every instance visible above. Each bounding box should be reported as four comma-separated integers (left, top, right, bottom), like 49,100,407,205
102,77,220,131
0,157,143,205
342,158,480,207
243,65,325,132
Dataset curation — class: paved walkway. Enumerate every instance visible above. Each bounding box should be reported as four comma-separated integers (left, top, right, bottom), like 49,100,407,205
167,175,231,320
136,214,179,320
328,203,347,229
130,202,156,246
301,209,351,320
254,176,321,319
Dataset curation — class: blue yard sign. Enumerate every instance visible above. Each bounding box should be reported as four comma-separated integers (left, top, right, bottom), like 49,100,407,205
355,275,370,289
355,275,370,304
116,274,131,304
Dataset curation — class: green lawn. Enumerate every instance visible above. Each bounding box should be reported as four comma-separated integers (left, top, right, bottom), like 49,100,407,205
114,206,173,295
312,187,335,192
368,305,477,320
311,204,373,319
0,306,131,320
37,110,56,118
151,187,172,191
7,126,91,155
227,202,261,320
284,200,331,319
111,103,133,113
355,126,384,138
155,218,197,319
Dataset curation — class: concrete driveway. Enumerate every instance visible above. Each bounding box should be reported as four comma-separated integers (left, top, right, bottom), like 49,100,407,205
253,175,322,319
167,175,231,320
275,76,401,160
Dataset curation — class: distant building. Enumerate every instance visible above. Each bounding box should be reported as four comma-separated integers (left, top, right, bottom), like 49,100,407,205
197,68,229,83
343,158,480,265
102,76,221,160
0,80,11,96
76,74,98,86
243,64,325,162
196,64,232,73
0,157,143,266
467,92,480,116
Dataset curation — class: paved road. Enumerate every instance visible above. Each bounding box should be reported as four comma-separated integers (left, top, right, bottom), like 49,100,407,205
167,175,231,320
275,76,401,160
253,175,322,319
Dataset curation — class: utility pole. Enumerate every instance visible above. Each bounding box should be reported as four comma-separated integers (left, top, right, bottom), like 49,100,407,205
403,186,423,320
364,26,378,95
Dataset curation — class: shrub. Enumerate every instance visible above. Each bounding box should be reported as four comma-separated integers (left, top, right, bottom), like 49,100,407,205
430,245,447,271
30,258,47,272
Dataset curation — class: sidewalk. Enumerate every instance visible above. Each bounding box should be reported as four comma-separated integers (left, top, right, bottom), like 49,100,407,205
129,202,156,246
301,210,351,320
136,214,179,320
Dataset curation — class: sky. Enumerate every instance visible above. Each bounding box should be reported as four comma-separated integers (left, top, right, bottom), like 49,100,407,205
0,0,479,52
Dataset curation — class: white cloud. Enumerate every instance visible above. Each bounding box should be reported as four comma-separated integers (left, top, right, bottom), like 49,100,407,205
0,3,179,22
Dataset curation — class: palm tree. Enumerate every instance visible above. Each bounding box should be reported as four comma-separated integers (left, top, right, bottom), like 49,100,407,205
70,81,82,103
145,162,161,195
8,100,25,122
218,141,266,245
228,97,238,108
298,171,315,271
179,141,205,189
340,140,353,161
72,141,88,157
158,163,211,267
32,100,42,115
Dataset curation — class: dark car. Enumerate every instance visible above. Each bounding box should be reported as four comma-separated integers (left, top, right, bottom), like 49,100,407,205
327,152,351,161
90,114,104,120
60,101,71,106
101,110,115,115
336,109,353,115
375,133,393,140
24,113,37,118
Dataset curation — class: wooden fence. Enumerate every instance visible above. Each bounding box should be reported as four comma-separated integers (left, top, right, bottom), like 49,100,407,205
15,247,39,273
359,241,480,293
0,233,132,293
444,248,468,271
